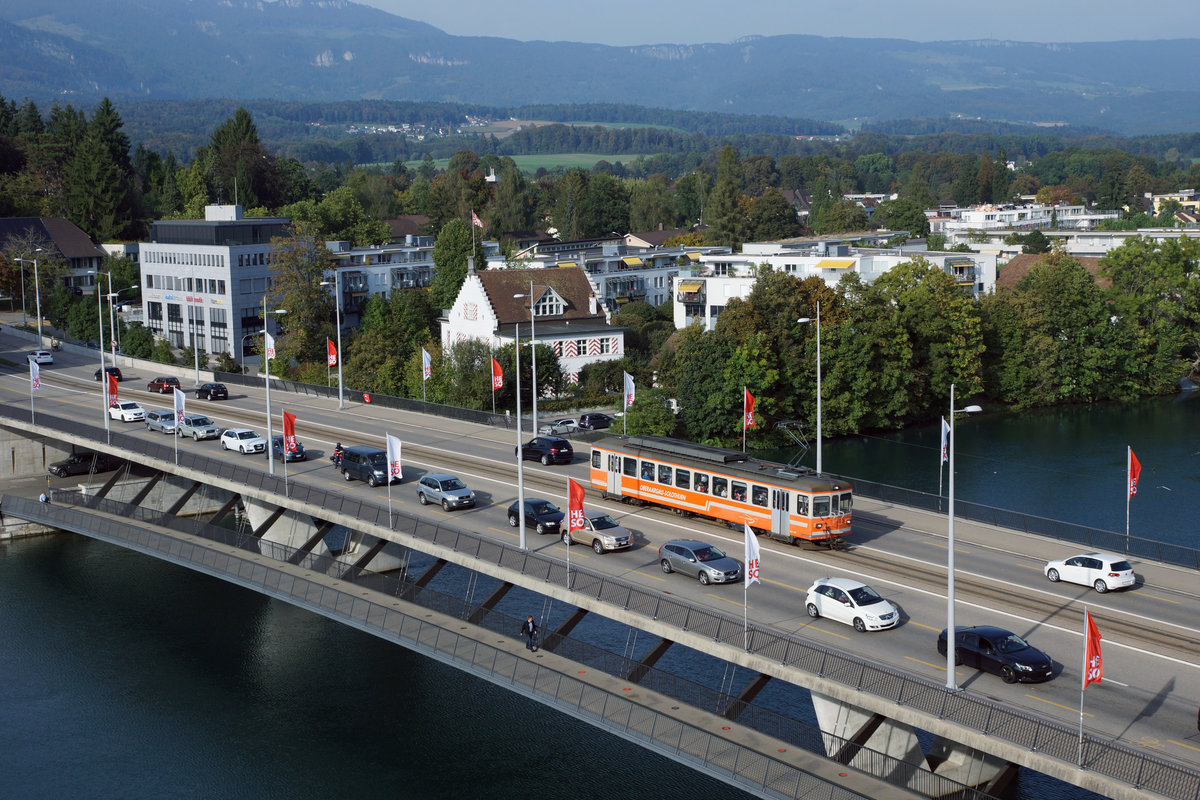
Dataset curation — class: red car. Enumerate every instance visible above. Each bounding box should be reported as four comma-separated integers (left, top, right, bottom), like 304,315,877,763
147,376,181,393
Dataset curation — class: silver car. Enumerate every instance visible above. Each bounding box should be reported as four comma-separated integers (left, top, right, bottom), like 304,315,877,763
179,413,219,441
416,473,476,511
658,539,741,585
538,418,581,435
145,409,178,434
562,510,633,554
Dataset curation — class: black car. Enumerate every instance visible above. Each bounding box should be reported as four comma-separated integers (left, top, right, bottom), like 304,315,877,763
507,498,564,535
269,435,307,462
520,436,573,465
196,382,228,400
94,366,123,381
937,626,1054,684
48,452,121,478
579,412,613,430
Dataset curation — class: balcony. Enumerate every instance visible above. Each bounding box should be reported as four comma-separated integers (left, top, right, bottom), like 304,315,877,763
676,279,706,303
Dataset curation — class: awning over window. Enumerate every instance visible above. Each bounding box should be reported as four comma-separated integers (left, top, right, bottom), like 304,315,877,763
816,259,855,269
677,280,704,292
622,256,643,266
557,261,577,267
944,257,975,268
686,252,702,261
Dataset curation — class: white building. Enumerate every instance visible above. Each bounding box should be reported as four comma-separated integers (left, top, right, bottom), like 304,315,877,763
441,264,623,385
674,241,996,330
139,205,290,359
929,203,1119,240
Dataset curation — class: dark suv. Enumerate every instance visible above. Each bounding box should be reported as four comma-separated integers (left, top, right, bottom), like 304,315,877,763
340,445,396,487
147,376,181,393
520,436,573,465
507,498,564,534
94,366,123,381
196,382,228,401
937,626,1054,684
579,412,613,430
48,452,121,477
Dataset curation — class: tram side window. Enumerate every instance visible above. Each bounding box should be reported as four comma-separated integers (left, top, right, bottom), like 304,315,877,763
841,492,852,513
658,464,672,484
731,481,747,502
591,450,601,468
675,469,691,490
713,477,728,498
641,461,655,480
751,485,768,507
695,473,709,493
813,495,831,517
623,457,637,477
796,494,809,516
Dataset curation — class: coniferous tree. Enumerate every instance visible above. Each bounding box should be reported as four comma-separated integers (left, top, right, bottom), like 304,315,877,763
704,146,748,249
67,99,137,241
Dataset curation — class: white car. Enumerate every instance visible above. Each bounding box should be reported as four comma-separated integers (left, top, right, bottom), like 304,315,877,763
805,577,900,632
1044,552,1135,593
27,350,54,365
538,418,581,435
108,401,145,423
220,428,267,454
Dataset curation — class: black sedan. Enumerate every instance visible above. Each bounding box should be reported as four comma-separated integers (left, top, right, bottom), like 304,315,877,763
269,435,306,462
196,382,228,400
937,626,1054,684
506,498,564,535
519,436,573,465
48,452,121,478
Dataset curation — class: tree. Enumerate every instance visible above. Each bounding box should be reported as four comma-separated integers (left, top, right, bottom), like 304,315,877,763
150,338,177,364
870,198,930,236
579,171,629,237
122,322,154,358
747,188,801,240
1021,230,1051,254
67,98,138,241
704,146,748,249
429,218,474,311
812,199,868,235
269,221,336,367
624,387,678,436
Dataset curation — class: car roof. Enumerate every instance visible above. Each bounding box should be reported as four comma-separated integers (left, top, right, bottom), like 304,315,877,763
346,445,384,453
813,576,869,590
424,472,457,481
224,428,252,434
957,625,1015,638
665,538,707,548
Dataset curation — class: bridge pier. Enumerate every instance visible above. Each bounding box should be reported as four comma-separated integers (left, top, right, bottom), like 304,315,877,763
812,692,1007,796
241,496,408,571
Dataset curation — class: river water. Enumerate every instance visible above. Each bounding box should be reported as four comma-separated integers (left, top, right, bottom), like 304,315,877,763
1,393,1195,799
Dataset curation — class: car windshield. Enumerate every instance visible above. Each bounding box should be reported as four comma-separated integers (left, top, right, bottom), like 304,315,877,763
589,514,618,529
237,431,256,439
997,633,1030,653
693,545,725,562
531,501,559,515
440,478,466,490
847,585,885,606
119,403,137,410
191,417,213,426
366,453,387,466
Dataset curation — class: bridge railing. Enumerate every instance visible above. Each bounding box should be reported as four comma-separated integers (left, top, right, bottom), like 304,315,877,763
32,489,996,800
6,408,1199,800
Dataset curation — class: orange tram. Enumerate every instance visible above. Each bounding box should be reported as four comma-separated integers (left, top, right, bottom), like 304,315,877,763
588,435,852,548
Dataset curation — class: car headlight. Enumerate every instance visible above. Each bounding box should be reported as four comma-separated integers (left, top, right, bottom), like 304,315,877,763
1015,663,1033,671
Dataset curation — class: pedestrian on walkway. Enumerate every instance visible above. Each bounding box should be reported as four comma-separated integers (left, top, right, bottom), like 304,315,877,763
38,491,49,505
520,615,538,651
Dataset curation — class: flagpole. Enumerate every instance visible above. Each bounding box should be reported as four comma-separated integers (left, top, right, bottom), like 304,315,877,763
565,479,571,587
742,386,747,453
29,365,36,425
1125,446,1131,550
387,450,393,529
281,407,289,497
1078,607,1088,765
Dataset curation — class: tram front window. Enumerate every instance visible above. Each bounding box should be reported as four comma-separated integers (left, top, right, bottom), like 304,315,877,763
813,495,830,517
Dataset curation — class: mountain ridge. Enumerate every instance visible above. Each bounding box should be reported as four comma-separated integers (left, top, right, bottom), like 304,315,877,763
1,0,1197,134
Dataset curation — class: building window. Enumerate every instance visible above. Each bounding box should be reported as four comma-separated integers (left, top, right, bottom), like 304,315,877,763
535,294,563,316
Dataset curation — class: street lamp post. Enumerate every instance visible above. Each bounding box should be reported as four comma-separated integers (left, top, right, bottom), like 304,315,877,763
514,285,538,435
14,249,44,348
90,269,110,440
320,274,345,409
796,300,822,475
515,322,526,550
106,286,138,355
944,385,982,691
262,297,287,476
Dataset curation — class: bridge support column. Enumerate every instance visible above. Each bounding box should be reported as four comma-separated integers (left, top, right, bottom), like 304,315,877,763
240,497,407,572
811,692,1008,795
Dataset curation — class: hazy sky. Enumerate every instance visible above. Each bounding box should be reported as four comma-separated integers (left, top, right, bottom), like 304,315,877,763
357,0,1200,45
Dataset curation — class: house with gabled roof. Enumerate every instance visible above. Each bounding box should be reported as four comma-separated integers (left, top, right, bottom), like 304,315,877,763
440,264,625,386
0,216,108,290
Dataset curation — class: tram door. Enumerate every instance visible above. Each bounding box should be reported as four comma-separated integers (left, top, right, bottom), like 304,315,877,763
771,489,790,537
606,454,622,495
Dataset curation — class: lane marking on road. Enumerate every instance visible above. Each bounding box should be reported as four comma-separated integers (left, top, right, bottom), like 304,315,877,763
708,593,746,609
1136,592,1180,604
1170,740,1200,754
920,540,971,554
904,620,941,632
1028,695,1092,716
808,626,850,641
629,570,667,582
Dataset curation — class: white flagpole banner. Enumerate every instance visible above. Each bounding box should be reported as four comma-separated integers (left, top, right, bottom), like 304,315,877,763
744,522,761,587
264,330,276,360
386,433,403,528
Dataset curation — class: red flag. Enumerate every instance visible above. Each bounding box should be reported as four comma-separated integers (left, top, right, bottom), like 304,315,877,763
326,338,337,367
568,478,585,533
471,210,484,229
1128,448,1141,499
1083,610,1103,689
491,357,503,390
107,373,119,408
743,388,756,429
282,411,297,453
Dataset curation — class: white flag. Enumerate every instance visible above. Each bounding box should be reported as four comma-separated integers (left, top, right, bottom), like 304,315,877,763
264,330,276,360
173,387,186,424
623,371,635,409
744,522,761,587
422,348,432,381
29,360,41,391
940,417,951,464
386,433,403,483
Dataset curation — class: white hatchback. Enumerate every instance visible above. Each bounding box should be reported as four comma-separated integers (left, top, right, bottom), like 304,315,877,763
805,577,900,632
28,350,54,365
1044,552,1135,593
108,401,145,422
220,428,267,454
